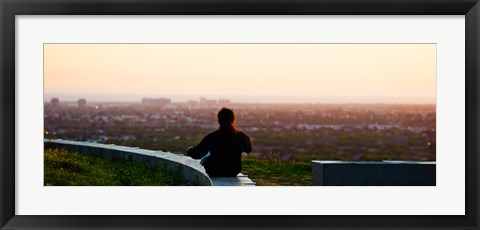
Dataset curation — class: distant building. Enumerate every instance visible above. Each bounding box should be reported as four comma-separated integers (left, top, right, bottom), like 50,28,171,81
187,100,198,107
198,97,219,108
50,98,60,107
219,99,231,106
142,97,171,107
78,98,87,108
205,99,217,106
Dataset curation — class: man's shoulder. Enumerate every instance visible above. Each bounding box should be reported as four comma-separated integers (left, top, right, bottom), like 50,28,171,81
237,131,250,138
206,130,221,138
200,130,220,143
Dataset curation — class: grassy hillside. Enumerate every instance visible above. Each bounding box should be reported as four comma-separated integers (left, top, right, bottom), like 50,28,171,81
45,148,312,186
241,154,312,186
44,148,188,186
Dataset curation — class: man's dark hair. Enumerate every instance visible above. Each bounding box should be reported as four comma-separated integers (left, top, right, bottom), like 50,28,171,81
217,108,237,134
217,108,235,126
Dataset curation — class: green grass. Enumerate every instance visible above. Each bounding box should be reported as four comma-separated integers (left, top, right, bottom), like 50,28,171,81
241,154,312,186
44,148,188,186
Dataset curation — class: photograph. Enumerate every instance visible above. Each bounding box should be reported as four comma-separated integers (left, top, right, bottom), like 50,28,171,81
43,43,437,186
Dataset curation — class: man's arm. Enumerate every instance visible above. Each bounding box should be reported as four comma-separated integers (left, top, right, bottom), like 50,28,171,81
243,134,252,153
186,135,211,159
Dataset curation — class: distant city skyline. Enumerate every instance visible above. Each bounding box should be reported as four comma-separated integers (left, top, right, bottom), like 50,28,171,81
44,44,436,104
44,94,436,104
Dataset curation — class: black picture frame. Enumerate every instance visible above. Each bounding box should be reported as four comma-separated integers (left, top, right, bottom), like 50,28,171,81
1,0,479,229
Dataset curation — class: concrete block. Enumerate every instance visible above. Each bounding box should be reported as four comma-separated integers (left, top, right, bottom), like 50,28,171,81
211,173,256,186
312,161,436,186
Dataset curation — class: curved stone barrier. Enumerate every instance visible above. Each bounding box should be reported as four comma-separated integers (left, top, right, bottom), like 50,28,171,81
44,139,213,185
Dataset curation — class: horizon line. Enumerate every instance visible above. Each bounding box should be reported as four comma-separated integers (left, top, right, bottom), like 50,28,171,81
44,94,436,105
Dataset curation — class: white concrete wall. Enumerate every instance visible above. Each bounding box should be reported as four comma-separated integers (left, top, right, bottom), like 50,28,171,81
44,139,213,185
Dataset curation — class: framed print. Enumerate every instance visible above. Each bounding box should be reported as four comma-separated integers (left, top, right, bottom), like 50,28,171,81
1,0,479,229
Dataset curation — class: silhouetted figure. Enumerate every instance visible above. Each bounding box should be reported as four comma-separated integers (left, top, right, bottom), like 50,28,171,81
185,108,252,177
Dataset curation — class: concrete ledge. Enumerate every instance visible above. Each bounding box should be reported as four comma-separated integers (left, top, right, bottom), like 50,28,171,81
312,160,436,186
45,139,212,185
211,173,256,186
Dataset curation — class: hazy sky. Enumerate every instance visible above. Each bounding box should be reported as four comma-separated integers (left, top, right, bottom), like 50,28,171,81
44,44,436,103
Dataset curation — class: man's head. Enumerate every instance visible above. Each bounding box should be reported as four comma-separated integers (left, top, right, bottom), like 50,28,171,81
217,108,235,127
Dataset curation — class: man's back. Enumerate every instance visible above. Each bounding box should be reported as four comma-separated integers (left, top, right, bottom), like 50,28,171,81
187,129,252,177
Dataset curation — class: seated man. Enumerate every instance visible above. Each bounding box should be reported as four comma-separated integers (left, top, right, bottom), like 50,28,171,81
185,108,252,177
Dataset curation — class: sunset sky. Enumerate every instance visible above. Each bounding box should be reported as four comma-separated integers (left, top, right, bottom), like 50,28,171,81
44,44,436,103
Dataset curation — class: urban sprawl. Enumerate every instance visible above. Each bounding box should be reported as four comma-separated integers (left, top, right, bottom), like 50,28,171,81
44,97,436,162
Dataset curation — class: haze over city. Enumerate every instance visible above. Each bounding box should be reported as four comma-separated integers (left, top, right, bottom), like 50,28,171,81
44,44,436,104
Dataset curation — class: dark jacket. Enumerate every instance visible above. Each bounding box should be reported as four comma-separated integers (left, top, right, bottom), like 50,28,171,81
187,129,252,177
